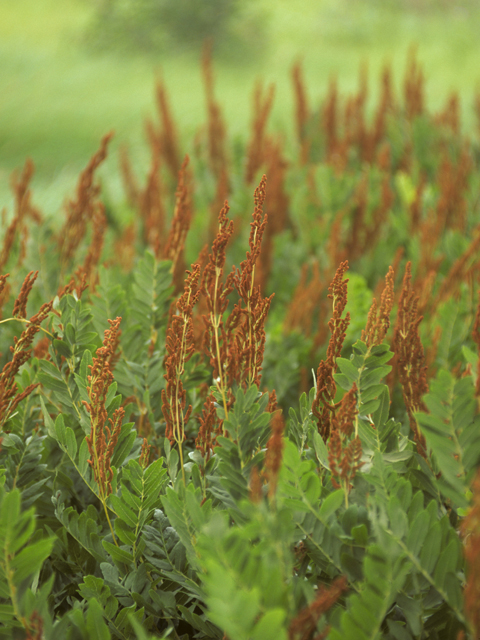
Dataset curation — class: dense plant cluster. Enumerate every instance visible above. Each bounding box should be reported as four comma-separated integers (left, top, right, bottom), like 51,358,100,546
2,52,480,638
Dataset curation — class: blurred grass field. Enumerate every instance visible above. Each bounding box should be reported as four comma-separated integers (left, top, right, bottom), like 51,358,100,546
1,0,480,211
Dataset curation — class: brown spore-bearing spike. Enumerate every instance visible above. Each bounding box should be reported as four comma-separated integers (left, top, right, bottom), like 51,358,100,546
392,262,428,458
244,83,275,184
288,575,348,640
312,261,350,442
154,77,181,180
162,155,193,292
58,132,113,269
202,42,229,182
292,60,310,164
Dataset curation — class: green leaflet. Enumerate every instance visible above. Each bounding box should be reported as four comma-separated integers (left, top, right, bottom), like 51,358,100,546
197,505,292,640
0,487,54,636
161,483,210,571
210,385,271,505
330,544,409,640
335,341,393,423
54,499,107,563
415,368,480,509
109,459,168,558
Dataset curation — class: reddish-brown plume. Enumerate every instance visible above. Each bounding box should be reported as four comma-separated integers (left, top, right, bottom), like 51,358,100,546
1,277,53,430
201,203,235,388
84,317,123,496
25,611,44,640
58,132,113,268
0,159,42,272
154,78,181,180
284,261,323,337
249,465,263,504
323,77,339,164
245,82,275,183
230,175,274,387
162,155,193,291
328,431,363,493
404,47,424,121
372,65,395,152
258,136,291,291
328,384,363,496
392,262,428,458
362,266,395,347
139,150,166,251
162,264,201,449
264,410,285,498
12,270,39,319
292,61,310,164
288,575,348,640
0,273,10,320
435,92,460,136
202,43,228,181
312,261,350,441
74,202,107,295
435,146,472,234
195,392,220,462
119,144,140,210
139,437,152,470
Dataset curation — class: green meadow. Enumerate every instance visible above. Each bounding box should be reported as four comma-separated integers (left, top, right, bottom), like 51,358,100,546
1,0,480,211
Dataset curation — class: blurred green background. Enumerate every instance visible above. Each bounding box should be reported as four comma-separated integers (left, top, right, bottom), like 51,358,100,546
1,0,480,211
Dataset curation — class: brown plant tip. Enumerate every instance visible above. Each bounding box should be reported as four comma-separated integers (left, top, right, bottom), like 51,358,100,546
154,77,181,179
195,392,219,461
202,42,228,181
1,295,53,430
245,82,275,183
266,389,278,413
392,262,428,458
231,175,274,387
312,261,350,441
74,202,107,295
284,261,323,337
334,383,358,438
12,270,39,319
201,203,235,383
139,437,152,469
288,575,348,640
162,264,201,445
264,410,285,498
58,132,113,267
292,60,310,164
25,610,44,640
249,465,263,504
362,266,395,347
162,155,193,291
1,159,42,272
84,316,123,496
404,47,424,121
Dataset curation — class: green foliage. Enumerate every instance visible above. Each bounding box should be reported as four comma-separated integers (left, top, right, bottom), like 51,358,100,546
3,56,480,639
0,264,478,637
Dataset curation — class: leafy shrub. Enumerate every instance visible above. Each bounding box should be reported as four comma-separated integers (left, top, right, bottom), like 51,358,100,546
2,53,480,638
86,0,265,59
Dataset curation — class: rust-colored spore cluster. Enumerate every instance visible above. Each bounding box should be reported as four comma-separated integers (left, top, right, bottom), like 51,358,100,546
84,316,123,496
312,261,350,441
